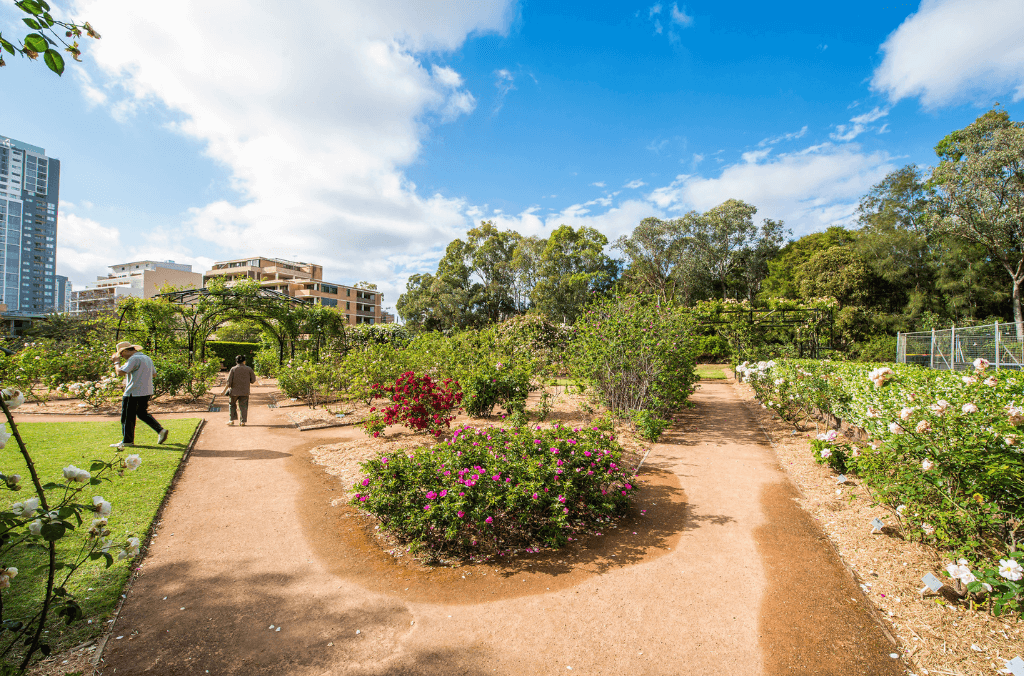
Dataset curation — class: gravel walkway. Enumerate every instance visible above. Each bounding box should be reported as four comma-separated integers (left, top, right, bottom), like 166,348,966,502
90,380,905,676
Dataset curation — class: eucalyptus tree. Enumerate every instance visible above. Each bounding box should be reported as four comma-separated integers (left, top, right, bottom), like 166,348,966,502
930,108,1024,336
613,216,687,304
531,225,619,323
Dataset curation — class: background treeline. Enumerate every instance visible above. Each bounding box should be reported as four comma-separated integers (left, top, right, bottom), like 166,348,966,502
398,107,1024,361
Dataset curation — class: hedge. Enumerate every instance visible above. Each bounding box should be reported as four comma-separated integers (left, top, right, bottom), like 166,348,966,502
205,341,260,370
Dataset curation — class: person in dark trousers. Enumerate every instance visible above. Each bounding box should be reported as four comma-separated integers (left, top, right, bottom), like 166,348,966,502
224,355,257,426
110,341,169,449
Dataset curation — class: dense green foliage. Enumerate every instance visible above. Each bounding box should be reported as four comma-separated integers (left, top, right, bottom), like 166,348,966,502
570,295,699,419
204,341,260,370
351,422,638,559
741,358,1023,613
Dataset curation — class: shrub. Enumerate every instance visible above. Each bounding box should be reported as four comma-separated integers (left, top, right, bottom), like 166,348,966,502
151,354,190,399
744,357,1024,614
54,376,121,408
204,341,259,370
462,361,532,417
570,294,699,417
351,422,638,559
366,372,463,438
253,344,279,377
631,409,669,442
276,359,343,408
184,359,221,401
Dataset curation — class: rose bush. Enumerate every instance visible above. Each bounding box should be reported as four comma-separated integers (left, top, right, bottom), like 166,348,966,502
352,422,638,560
364,371,463,438
743,357,1024,615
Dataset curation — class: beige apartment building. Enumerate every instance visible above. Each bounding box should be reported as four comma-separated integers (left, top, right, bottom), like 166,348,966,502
70,260,202,314
203,256,387,325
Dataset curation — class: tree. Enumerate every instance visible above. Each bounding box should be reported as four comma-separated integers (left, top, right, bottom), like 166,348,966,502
931,108,1024,336
354,281,378,290
795,246,872,307
613,217,687,304
1,0,100,75
855,166,935,317
760,227,856,300
510,235,545,313
532,225,618,323
465,221,521,322
684,199,788,301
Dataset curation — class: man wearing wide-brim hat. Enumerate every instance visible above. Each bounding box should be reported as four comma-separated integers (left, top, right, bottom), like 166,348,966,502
110,341,168,449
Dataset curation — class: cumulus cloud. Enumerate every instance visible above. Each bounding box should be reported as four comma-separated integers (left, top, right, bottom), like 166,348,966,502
72,0,513,306
872,0,1024,106
646,142,895,236
830,107,889,142
624,179,647,189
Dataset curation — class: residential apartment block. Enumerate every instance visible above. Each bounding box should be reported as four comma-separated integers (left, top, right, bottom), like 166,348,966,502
0,135,61,314
203,256,387,324
70,260,202,314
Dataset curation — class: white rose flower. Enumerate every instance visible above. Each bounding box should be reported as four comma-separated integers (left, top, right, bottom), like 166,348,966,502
2,567,16,579
63,465,91,483
888,422,905,434
998,558,1023,581
1,389,24,410
921,522,935,536
915,420,932,433
930,400,950,416
973,357,990,371
895,504,906,515
12,497,39,518
866,406,881,418
961,403,979,414
0,426,11,450
899,407,917,421
28,519,42,536
921,459,934,471
984,376,998,387
92,496,112,517
124,454,142,471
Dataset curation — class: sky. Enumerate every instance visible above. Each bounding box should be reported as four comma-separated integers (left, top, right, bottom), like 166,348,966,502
3,0,1024,318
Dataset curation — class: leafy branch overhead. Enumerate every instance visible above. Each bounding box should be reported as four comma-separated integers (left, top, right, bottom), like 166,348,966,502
0,0,100,75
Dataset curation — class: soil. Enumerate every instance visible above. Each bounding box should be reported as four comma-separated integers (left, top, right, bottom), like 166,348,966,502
26,376,916,675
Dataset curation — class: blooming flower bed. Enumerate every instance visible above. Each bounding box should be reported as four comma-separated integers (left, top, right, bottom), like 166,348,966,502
739,358,1023,615
351,422,639,560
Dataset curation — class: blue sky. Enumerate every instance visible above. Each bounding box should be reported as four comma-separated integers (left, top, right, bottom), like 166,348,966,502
2,0,1024,316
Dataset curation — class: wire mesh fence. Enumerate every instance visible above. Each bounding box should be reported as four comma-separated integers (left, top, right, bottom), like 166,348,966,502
897,322,1024,370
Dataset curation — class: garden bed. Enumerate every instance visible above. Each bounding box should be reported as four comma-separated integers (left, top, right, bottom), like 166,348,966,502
309,384,649,566
734,378,1023,676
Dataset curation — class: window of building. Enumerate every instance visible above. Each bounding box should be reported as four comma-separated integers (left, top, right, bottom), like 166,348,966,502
321,298,337,307
345,301,350,310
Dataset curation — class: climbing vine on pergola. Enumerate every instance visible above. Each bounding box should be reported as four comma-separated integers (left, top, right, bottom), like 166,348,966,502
114,279,349,364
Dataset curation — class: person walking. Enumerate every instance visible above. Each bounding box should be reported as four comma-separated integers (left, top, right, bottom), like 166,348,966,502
110,341,169,449
224,355,256,426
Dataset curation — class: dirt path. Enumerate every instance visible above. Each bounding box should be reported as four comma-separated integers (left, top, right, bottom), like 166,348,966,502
93,381,905,676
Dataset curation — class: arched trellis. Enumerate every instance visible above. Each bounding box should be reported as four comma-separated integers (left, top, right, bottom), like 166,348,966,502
114,286,346,366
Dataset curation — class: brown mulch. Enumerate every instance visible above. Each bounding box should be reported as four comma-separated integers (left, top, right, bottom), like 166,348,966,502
732,374,1023,676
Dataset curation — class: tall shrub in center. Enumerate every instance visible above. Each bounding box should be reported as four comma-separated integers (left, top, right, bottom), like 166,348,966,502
570,294,699,417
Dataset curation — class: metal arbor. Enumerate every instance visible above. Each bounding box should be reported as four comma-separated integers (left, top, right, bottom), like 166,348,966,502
114,287,340,365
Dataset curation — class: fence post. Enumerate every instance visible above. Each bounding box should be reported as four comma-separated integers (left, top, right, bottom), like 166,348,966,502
896,331,901,363
930,328,935,369
995,321,1001,370
948,328,953,366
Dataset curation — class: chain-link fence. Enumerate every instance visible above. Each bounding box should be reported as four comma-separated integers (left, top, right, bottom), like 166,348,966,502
897,322,1024,370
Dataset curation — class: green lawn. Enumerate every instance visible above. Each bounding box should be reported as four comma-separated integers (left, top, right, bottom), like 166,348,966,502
695,364,730,380
0,418,201,660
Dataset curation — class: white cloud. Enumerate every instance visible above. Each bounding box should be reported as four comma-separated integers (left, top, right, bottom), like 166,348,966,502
741,148,771,163
830,106,889,142
73,0,514,306
591,181,606,188
646,142,895,236
670,4,693,27
624,179,647,189
493,68,516,113
872,0,1024,107
649,3,662,17
759,125,808,147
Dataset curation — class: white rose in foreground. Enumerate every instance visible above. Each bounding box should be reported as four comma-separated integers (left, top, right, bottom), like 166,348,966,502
922,459,934,471
888,422,905,434
999,558,1023,581
0,426,11,450
63,465,91,483
921,523,935,536
945,562,976,585
1,389,25,410
124,454,142,471
961,403,978,414
28,519,42,536
92,496,112,517
12,497,39,518
915,420,932,433
896,504,906,515
973,357,990,371
984,376,997,387
930,400,950,416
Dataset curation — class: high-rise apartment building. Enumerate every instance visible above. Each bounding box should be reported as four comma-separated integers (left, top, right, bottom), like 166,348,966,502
0,136,60,314
70,260,202,315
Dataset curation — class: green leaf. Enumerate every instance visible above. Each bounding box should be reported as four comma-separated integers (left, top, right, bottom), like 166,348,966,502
41,12,54,27
102,552,113,568
37,0,50,10
53,586,66,597
39,644,50,657
22,18,41,30
0,37,15,55
23,33,47,52
15,1,44,15
44,48,63,75
40,521,66,542
90,461,106,471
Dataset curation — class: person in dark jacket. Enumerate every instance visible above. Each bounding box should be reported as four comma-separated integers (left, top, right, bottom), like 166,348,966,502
224,355,257,426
